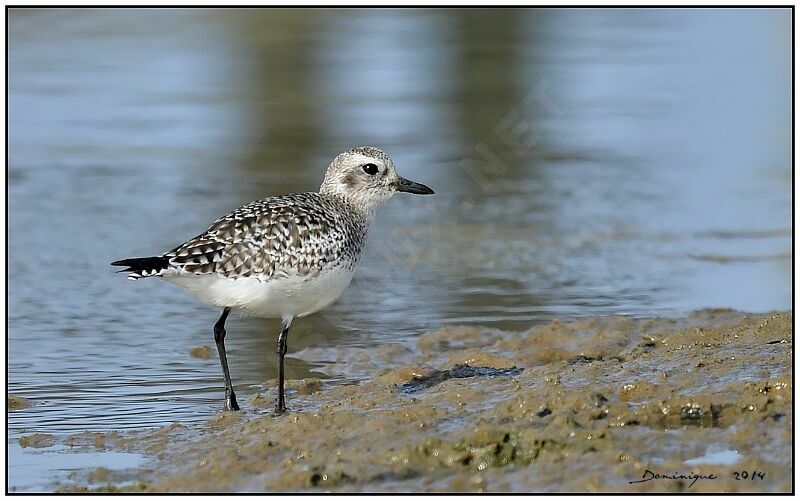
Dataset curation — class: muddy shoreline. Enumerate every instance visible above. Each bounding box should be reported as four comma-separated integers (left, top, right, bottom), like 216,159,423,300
31,309,792,492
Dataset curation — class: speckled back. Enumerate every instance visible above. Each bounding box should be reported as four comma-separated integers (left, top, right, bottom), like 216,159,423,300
164,192,369,281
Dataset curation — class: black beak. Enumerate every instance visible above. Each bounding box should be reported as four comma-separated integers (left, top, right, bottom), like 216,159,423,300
395,176,435,195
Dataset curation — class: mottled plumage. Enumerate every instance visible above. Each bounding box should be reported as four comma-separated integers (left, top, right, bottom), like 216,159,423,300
123,193,368,282
112,146,434,413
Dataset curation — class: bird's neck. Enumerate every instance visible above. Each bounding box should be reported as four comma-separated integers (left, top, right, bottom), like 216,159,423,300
319,190,378,225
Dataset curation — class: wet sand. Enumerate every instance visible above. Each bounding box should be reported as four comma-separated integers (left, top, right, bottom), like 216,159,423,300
43,309,791,492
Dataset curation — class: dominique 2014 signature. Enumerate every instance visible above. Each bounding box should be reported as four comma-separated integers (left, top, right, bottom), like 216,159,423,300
630,469,767,488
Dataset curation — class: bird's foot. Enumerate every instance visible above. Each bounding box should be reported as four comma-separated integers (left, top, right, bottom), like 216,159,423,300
225,390,241,412
275,403,288,415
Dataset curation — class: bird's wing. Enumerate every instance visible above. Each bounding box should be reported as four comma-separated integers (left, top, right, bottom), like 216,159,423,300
164,194,354,280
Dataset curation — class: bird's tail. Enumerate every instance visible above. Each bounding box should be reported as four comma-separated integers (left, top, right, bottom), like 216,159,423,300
110,256,171,280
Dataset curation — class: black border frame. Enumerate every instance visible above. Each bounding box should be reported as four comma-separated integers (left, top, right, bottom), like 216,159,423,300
4,4,795,495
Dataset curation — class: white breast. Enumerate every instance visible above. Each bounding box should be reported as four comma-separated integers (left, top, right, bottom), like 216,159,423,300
163,267,356,318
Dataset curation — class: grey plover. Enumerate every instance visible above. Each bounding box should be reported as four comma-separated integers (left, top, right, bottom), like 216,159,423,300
112,147,434,413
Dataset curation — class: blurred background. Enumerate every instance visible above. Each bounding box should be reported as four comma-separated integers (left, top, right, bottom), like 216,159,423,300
8,8,791,491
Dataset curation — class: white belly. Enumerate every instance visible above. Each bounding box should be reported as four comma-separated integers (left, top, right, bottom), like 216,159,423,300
163,267,355,318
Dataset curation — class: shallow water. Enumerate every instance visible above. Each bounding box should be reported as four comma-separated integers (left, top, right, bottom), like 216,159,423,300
7,8,791,491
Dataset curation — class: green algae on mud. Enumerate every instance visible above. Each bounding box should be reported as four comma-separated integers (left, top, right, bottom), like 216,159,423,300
19,433,56,449
189,345,214,359
8,394,31,411
56,310,792,493
57,482,151,493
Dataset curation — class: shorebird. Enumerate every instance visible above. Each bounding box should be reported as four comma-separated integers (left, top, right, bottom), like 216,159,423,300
112,146,434,413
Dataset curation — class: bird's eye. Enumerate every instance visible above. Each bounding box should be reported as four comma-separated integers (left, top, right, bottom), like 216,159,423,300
362,163,379,175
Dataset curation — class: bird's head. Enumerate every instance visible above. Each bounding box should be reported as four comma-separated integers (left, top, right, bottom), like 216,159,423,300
320,146,434,212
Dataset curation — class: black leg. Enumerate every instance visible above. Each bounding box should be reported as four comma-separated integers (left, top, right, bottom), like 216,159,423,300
213,307,240,411
275,316,293,414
